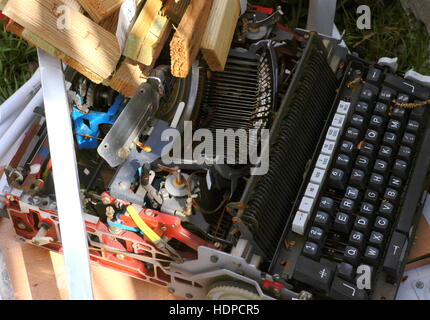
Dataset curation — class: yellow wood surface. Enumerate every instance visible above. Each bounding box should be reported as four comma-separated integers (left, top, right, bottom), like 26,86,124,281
4,0,121,83
0,218,178,300
201,0,240,72
170,0,213,78
77,0,126,22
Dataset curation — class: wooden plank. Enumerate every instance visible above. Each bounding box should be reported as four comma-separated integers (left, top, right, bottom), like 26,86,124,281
0,219,179,300
170,0,213,78
6,20,107,83
124,0,190,69
106,58,148,97
4,0,121,83
123,0,164,65
76,0,125,23
201,0,240,72
98,7,120,33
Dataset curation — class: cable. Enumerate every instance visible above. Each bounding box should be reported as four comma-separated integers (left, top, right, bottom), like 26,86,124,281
127,206,161,243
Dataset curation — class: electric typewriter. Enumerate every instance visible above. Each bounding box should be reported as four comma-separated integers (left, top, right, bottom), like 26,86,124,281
4,6,430,301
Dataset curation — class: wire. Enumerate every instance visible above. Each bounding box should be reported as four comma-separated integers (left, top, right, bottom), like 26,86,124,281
393,99,430,109
186,170,229,215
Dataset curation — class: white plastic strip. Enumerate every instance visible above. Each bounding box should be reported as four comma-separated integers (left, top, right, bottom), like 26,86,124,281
0,89,43,162
38,49,93,300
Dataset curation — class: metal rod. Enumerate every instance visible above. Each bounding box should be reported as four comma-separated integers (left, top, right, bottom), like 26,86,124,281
37,49,94,300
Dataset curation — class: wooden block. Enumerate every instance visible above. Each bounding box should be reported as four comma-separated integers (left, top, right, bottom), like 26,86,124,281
98,7,120,33
123,0,164,66
4,0,121,83
106,58,148,97
76,0,125,22
170,0,213,78
201,0,240,72
164,0,190,25
6,20,108,83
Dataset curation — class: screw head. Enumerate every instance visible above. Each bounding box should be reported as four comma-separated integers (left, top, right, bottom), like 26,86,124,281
416,281,425,289
185,293,193,299
210,255,219,263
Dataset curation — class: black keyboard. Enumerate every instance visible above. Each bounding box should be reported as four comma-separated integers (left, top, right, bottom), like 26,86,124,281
285,60,430,300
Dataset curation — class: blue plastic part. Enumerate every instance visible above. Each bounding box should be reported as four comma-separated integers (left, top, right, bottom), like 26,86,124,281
72,95,125,149
107,214,144,235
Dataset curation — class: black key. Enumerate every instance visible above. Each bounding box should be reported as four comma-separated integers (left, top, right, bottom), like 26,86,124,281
397,93,410,103
379,87,396,104
410,106,426,122
315,211,332,231
365,129,379,144
379,201,395,220
319,197,335,215
340,198,356,214
367,68,382,84
360,143,376,158
344,246,361,266
374,159,389,176
329,277,368,300
293,256,335,292
333,212,352,234
398,146,412,162
337,262,355,282
351,114,365,130
384,74,430,100
402,133,417,148
364,189,379,204
359,202,375,218
329,168,347,190
374,102,389,117
384,188,399,204
378,146,393,161
383,132,397,148
355,102,370,117
391,107,407,122
354,216,370,235
303,241,321,260
389,175,403,190
355,155,371,172
383,232,408,282
369,173,384,193
374,216,390,234
406,120,420,134
393,160,408,179
340,140,355,156
349,231,365,250
345,127,361,143
335,154,351,171
345,186,360,201
308,227,326,245
350,169,366,190
387,119,402,134
369,231,385,249
360,84,378,103
369,115,384,132
364,246,380,266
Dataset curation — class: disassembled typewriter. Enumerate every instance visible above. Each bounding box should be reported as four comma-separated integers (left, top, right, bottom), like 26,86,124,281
3,4,430,300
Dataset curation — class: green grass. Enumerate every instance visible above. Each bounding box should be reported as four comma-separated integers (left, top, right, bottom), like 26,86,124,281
0,20,37,104
252,0,430,74
0,1,429,104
